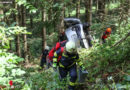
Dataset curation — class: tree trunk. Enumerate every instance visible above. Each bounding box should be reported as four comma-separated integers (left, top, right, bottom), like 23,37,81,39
48,4,53,34
85,0,92,24
16,35,21,56
96,0,98,13
13,0,21,57
30,14,33,28
123,0,130,14
76,0,80,18
0,9,3,21
97,0,105,20
59,3,65,33
21,5,28,63
42,9,47,51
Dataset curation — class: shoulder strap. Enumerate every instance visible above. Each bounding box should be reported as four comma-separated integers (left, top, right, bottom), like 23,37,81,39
57,47,64,62
60,47,64,54
55,42,60,50
60,40,67,46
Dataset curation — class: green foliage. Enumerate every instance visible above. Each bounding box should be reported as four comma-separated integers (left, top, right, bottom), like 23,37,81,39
0,0,37,20
46,32,59,47
0,26,30,49
79,21,130,89
106,2,120,10
27,32,58,58
22,68,68,90
0,25,30,89
0,50,25,87
28,38,42,57
16,0,37,14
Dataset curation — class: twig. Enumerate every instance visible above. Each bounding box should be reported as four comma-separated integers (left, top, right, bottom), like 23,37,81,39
116,68,130,76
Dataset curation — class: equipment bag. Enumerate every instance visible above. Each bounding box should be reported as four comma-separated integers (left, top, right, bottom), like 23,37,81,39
78,68,88,83
48,40,67,62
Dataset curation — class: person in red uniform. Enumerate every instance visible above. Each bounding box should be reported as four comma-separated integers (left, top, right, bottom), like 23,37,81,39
101,28,112,43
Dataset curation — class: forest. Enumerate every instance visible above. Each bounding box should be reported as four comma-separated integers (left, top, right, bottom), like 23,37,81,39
0,0,130,90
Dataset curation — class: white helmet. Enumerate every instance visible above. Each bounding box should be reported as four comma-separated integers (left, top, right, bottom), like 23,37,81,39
65,41,77,53
45,46,49,50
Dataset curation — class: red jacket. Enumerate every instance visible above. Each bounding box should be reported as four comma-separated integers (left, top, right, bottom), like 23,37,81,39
102,31,111,39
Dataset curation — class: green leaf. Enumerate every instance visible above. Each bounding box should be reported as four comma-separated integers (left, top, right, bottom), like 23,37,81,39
53,3,59,8
124,75,130,81
29,9,37,14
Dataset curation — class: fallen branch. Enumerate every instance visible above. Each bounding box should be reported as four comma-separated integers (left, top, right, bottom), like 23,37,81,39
111,32,130,47
116,68,130,76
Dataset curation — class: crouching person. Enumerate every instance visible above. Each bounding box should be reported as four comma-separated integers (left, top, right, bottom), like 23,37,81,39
52,41,85,90
101,28,112,43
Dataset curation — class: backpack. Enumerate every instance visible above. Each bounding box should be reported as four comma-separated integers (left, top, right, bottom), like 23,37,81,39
48,40,67,62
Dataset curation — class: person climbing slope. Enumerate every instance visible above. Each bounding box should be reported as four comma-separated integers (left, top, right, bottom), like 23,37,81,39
52,41,86,90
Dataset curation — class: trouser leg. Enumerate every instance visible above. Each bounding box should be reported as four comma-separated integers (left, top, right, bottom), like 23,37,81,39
46,61,52,69
59,67,68,88
102,38,106,43
40,57,46,68
68,65,77,90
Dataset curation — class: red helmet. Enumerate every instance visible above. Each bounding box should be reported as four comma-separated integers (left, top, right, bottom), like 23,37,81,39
106,28,112,32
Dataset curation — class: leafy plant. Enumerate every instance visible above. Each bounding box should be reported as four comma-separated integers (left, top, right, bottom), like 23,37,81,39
0,25,30,89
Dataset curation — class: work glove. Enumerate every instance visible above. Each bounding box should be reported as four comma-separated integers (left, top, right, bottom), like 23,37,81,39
80,66,88,74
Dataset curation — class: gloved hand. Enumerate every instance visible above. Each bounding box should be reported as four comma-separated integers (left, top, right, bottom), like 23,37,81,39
80,66,88,74
82,69,88,74
80,66,85,71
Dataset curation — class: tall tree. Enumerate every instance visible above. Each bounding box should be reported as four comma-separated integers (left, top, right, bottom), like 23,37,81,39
21,5,28,63
97,0,105,20
85,0,92,24
96,0,98,13
0,8,3,21
42,8,47,50
13,0,21,57
30,14,33,28
76,0,80,18
59,1,65,33
123,0,130,15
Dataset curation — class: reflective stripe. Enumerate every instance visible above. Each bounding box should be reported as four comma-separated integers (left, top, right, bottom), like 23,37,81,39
69,81,76,86
54,52,58,57
68,62,76,68
76,59,80,62
59,62,76,68
72,56,76,58
59,63,65,68
52,63,57,67
62,53,68,57
53,58,57,62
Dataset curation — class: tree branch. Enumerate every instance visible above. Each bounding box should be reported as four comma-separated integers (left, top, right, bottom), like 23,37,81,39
111,32,130,47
